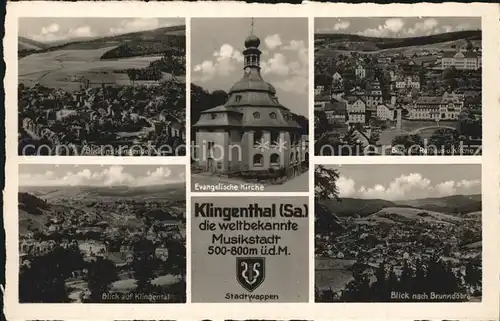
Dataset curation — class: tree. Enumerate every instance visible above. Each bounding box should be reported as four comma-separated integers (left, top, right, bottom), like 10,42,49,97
86,257,118,302
315,111,329,136
442,67,458,90
391,134,424,155
315,165,340,201
19,247,75,303
466,40,474,51
429,128,459,155
314,165,343,235
458,110,481,138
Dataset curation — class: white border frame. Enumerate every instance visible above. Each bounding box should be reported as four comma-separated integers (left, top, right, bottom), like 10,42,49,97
4,2,500,320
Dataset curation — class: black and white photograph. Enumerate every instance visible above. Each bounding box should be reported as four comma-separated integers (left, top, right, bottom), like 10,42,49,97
18,18,186,156
314,164,482,302
314,17,482,156
190,18,309,193
18,164,186,303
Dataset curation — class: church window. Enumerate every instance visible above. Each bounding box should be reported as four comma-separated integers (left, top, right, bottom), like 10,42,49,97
253,131,263,145
253,154,263,167
210,113,217,119
235,95,242,103
253,112,260,119
269,112,277,119
270,153,280,165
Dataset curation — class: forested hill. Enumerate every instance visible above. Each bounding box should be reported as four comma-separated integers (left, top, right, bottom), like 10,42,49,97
315,30,481,51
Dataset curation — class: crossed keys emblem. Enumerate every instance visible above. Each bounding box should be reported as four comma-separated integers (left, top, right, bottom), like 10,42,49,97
236,257,266,292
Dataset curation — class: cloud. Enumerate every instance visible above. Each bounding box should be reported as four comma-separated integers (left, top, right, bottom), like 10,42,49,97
264,34,282,50
261,53,289,76
272,76,308,95
193,44,244,82
357,18,449,38
336,173,480,201
406,18,439,36
384,18,405,33
260,39,308,93
30,23,96,42
19,166,184,187
316,20,351,33
108,18,173,36
27,18,174,43
42,23,60,34
338,176,356,197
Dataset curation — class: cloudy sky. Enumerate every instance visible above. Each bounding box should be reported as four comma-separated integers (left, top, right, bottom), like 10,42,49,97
319,164,481,201
19,165,185,187
315,17,481,37
19,18,185,43
191,18,308,117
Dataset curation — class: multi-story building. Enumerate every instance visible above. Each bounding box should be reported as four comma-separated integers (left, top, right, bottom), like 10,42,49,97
376,104,395,121
355,64,366,79
324,101,347,124
395,75,421,90
346,97,366,124
314,85,325,96
409,91,464,120
441,50,481,70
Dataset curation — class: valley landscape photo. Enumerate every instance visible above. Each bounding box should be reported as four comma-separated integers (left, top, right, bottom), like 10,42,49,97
314,17,482,156
315,164,481,302
18,18,186,156
18,164,186,303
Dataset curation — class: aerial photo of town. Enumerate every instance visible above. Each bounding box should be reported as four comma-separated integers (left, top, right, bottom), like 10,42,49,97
18,18,186,156
18,164,186,303
314,17,482,156
315,164,482,302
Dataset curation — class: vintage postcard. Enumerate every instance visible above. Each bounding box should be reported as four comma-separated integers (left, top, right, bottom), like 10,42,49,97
3,2,499,321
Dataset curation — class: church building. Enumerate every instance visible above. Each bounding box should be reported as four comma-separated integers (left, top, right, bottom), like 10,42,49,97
193,26,308,178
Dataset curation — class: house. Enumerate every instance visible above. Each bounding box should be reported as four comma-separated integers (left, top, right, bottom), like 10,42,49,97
314,94,331,112
314,85,325,96
346,97,366,124
377,104,395,121
324,100,347,124
332,72,343,84
363,93,384,110
355,64,366,79
441,50,481,70
395,75,420,90
409,91,464,120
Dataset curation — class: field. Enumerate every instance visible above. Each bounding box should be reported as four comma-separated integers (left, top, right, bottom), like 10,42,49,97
19,46,163,91
360,207,464,226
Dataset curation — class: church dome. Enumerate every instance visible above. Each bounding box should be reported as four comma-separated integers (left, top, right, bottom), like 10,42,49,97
245,34,260,48
229,76,276,95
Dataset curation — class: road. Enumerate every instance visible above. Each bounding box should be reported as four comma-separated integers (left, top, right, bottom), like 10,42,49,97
192,171,309,193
